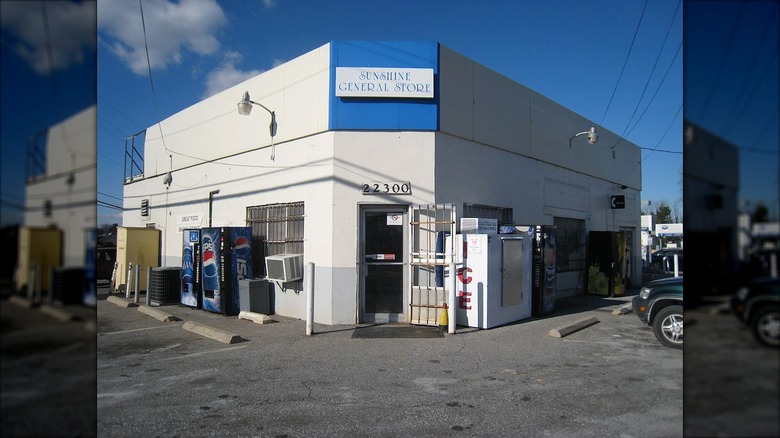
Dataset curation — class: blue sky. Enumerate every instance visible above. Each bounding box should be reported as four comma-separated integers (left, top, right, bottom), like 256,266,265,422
1,1,777,227
1,0,96,226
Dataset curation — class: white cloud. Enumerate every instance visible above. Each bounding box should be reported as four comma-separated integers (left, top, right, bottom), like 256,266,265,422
202,51,263,98
262,0,277,9
0,1,96,75
98,0,227,75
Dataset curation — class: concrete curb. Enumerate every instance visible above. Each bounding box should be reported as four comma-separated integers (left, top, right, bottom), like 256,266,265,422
182,321,245,344
106,296,139,308
84,319,97,333
238,311,274,325
612,305,633,315
548,316,600,338
39,304,80,322
708,304,731,316
137,305,180,322
8,295,37,309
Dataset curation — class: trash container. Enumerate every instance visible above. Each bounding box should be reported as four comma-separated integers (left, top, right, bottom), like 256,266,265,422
238,279,271,314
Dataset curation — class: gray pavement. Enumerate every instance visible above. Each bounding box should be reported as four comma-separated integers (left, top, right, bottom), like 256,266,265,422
97,287,685,437
1,290,97,437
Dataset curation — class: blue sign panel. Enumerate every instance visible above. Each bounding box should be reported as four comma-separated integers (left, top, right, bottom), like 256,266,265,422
329,41,439,131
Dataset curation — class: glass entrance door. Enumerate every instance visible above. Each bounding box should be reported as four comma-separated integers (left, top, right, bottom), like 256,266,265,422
360,207,407,322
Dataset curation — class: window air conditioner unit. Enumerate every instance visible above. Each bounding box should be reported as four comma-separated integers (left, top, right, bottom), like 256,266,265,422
265,253,304,282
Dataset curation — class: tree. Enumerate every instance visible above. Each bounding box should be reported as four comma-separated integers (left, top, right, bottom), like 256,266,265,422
655,202,673,224
671,198,682,223
751,203,769,223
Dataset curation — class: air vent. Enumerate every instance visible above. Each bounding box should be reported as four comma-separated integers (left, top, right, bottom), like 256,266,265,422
141,199,150,216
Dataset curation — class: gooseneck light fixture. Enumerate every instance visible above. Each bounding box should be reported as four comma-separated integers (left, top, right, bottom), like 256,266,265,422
569,125,599,148
238,91,278,160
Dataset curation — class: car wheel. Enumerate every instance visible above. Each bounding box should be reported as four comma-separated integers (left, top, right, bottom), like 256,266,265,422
751,306,780,348
653,305,683,349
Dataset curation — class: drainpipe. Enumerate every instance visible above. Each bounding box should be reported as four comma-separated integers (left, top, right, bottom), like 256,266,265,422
208,190,220,227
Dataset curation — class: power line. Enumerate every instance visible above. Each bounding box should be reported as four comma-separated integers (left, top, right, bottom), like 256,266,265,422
642,104,682,161
611,42,682,153
697,1,747,121
722,42,780,139
99,96,145,130
139,0,170,156
618,0,681,139
98,200,123,211
40,2,73,158
750,105,779,150
719,2,779,137
98,191,123,201
600,0,649,126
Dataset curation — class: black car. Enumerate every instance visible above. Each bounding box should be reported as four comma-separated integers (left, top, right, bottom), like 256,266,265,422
650,248,683,272
731,277,780,348
632,276,683,349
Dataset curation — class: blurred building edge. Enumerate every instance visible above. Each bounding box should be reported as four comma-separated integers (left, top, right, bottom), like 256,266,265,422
738,214,780,279
682,120,740,305
13,105,97,305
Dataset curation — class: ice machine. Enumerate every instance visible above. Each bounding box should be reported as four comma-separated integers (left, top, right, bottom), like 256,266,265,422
445,233,533,328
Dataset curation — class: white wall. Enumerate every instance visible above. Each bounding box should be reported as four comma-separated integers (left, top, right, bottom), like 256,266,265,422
25,105,96,267
438,45,641,191
140,43,331,181
330,131,437,323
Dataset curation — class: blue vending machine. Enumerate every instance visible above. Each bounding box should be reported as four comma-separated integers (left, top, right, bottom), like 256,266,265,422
200,227,253,315
181,229,202,308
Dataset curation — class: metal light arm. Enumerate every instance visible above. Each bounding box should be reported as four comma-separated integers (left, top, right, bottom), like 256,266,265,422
238,91,278,160
569,125,598,148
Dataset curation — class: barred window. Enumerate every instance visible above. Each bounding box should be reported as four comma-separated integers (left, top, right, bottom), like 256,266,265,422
246,202,304,277
554,217,586,272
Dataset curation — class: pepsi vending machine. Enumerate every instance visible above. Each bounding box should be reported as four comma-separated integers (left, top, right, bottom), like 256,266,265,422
181,229,202,308
200,227,252,315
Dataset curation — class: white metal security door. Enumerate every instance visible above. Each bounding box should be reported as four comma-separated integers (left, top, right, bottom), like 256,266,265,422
409,204,457,326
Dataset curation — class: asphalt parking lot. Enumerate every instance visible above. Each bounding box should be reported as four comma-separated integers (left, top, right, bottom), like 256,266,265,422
1,290,97,437
96,287,684,437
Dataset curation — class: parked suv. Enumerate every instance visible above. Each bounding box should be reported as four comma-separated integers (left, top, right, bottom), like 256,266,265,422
632,276,683,348
731,277,780,348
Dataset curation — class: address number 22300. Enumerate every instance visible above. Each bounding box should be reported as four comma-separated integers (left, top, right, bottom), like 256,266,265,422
361,182,412,195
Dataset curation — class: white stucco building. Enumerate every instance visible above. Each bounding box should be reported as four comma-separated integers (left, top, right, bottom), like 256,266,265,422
122,41,642,325
24,105,97,267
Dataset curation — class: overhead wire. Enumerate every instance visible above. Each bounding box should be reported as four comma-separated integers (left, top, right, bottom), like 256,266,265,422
617,0,681,139
642,104,682,161
722,38,780,139
610,41,682,152
719,2,778,137
139,0,170,156
599,0,649,126
696,1,747,122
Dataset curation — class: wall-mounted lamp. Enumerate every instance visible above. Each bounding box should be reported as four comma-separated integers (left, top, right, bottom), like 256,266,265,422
569,125,599,148
238,91,278,160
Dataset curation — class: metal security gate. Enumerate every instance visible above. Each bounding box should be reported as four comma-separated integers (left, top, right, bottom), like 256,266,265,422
409,204,456,326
